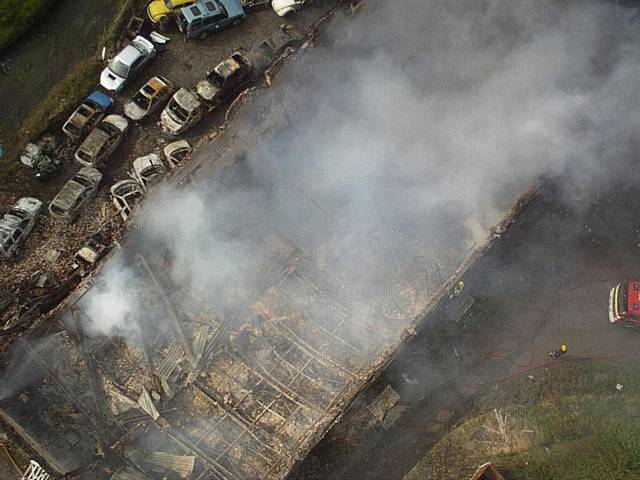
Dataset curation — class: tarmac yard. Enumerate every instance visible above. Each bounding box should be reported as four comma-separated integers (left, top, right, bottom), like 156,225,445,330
1,1,640,480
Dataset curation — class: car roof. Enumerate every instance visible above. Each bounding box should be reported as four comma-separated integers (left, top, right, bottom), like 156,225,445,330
51,180,88,210
68,103,100,129
173,88,201,110
86,91,113,109
79,128,111,155
116,44,144,67
13,197,42,214
164,139,191,155
133,153,164,172
52,168,101,210
214,55,242,79
181,0,222,21
142,76,171,98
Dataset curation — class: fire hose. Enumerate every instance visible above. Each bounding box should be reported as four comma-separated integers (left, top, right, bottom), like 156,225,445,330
0,442,23,476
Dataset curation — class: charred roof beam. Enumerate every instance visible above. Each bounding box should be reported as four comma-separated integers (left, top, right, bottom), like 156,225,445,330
135,251,195,366
193,381,279,457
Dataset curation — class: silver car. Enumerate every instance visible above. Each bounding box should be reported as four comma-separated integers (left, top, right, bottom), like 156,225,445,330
100,36,156,92
49,167,102,224
0,197,44,259
75,115,129,169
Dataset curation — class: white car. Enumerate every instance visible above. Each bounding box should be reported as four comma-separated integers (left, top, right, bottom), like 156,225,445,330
100,36,156,92
0,197,44,260
272,0,309,16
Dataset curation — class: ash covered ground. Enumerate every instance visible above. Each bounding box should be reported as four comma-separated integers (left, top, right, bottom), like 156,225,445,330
1,1,640,479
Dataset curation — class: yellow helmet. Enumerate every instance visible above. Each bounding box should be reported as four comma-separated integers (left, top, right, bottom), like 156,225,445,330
561,344,568,352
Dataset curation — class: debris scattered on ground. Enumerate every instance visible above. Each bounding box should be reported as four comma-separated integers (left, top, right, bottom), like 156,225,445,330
367,385,401,423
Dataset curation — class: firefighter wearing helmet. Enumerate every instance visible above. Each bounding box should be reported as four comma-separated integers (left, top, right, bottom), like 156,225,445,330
548,344,568,359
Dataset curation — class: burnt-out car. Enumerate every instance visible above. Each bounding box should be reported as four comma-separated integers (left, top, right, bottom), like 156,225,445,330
132,153,167,189
245,24,304,73
19,142,62,181
75,115,129,169
62,91,114,143
195,52,252,112
110,179,143,221
49,167,102,224
73,230,114,274
124,76,175,122
163,139,192,168
0,197,44,260
160,88,204,135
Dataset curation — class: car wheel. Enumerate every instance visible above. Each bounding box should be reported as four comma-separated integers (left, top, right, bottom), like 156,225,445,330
199,31,208,40
232,18,241,26
159,16,170,32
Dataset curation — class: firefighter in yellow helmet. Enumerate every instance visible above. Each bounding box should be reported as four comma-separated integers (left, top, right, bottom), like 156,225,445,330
548,343,568,359
450,280,465,299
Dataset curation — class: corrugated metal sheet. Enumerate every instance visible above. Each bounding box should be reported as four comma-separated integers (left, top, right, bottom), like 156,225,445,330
147,451,195,477
137,387,159,421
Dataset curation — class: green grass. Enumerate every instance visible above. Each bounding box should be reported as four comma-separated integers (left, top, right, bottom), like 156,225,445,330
17,57,102,139
0,0,145,188
497,397,640,480
16,0,141,143
0,0,60,53
405,361,640,480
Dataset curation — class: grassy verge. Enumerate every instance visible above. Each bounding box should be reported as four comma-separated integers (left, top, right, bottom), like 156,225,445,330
17,0,143,142
0,0,145,190
405,361,640,480
0,0,61,53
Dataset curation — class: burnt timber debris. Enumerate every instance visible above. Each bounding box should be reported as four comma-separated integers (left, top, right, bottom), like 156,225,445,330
0,1,545,479
0,129,540,480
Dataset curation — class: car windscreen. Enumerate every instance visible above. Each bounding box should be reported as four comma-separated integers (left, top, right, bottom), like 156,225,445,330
620,286,628,314
215,0,228,17
99,122,121,136
64,122,81,136
169,99,190,122
133,92,152,109
73,176,93,189
108,58,129,78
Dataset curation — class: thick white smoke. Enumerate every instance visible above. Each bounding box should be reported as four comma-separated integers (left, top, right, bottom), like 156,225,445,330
80,0,640,347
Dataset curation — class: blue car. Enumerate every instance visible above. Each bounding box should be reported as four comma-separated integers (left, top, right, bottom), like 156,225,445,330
62,91,114,143
177,0,246,40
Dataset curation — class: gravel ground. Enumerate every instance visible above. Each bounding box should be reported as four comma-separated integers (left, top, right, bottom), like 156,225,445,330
0,0,337,320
